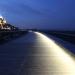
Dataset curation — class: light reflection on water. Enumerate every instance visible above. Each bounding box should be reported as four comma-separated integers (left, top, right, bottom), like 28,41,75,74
0,32,75,75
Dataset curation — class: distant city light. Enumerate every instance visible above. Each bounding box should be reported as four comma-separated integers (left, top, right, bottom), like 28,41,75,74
0,15,3,19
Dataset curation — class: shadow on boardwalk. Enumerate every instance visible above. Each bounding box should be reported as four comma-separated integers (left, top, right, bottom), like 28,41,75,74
0,30,28,45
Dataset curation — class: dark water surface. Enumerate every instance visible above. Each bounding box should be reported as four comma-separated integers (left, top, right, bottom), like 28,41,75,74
0,32,75,75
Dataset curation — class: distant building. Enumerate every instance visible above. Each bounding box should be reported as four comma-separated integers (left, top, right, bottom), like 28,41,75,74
0,16,19,30
0,16,7,29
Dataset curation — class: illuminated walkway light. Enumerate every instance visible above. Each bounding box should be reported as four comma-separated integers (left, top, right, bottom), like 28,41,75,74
18,32,75,75
25,32,75,75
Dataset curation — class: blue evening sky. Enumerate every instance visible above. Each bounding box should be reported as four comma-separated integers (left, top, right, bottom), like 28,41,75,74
0,0,75,30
